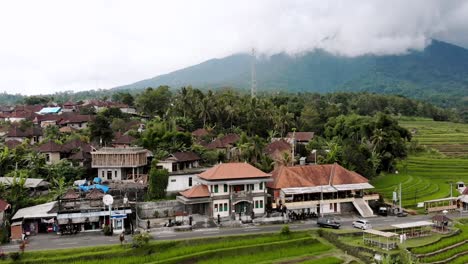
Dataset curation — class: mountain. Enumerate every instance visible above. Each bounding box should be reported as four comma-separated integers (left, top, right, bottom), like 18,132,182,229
115,40,468,108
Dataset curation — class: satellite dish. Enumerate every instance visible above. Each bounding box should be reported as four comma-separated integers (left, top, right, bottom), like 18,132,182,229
103,194,114,206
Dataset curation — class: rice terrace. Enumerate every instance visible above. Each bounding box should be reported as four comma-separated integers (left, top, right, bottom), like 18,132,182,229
372,117,468,210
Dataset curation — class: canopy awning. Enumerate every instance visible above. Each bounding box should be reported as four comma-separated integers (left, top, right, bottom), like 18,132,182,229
392,221,433,229
333,183,374,191
364,229,398,238
282,185,336,195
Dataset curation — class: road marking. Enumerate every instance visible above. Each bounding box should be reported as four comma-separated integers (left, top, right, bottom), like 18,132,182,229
243,228,260,232
383,219,394,222
203,231,220,235
61,242,79,245
290,225,300,229
158,234,176,238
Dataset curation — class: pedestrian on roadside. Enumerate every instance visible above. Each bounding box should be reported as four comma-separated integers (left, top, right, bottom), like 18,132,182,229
119,233,125,245
147,219,150,231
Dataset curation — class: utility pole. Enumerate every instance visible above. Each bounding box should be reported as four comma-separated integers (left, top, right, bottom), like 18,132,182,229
399,182,402,213
251,48,257,98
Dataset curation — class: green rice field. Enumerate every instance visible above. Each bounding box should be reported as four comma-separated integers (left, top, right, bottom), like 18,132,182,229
372,118,468,209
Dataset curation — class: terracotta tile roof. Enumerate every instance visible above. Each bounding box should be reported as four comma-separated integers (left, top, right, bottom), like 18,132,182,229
286,132,314,142
68,150,91,160
268,163,368,189
168,151,201,162
180,184,210,198
0,199,11,212
113,134,136,145
192,128,209,137
265,139,291,155
62,188,80,200
62,139,92,153
462,187,468,195
206,133,239,149
58,114,94,125
5,140,22,149
36,140,63,153
431,214,452,222
86,188,105,200
199,163,270,181
7,126,43,137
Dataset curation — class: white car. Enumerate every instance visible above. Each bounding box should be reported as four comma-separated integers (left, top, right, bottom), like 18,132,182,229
352,219,371,230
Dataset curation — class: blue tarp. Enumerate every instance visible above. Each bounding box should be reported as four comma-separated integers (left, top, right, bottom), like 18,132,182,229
38,107,61,114
79,184,109,193
93,177,102,184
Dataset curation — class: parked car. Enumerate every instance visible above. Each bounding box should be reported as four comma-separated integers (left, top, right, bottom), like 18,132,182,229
397,211,408,217
317,217,341,229
352,219,372,230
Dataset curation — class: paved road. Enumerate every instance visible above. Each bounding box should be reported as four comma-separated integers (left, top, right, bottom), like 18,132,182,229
1,212,464,253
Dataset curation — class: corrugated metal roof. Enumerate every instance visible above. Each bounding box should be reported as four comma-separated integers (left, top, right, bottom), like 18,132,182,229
12,202,57,220
364,229,398,238
392,221,433,229
0,177,49,188
38,107,61,114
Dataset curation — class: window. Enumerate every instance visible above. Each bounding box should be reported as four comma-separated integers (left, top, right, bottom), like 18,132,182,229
210,186,213,193
114,170,117,178
259,182,263,190
260,200,263,208
214,185,218,193
45,154,50,162
330,203,333,210
188,177,192,187
255,200,259,208
107,171,112,180
101,171,105,178
224,203,228,212
214,204,218,212
171,179,176,182
249,184,254,191
224,184,228,193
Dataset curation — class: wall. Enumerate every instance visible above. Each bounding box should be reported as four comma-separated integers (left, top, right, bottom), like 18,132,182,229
212,199,230,217
137,200,184,219
252,196,265,215
98,168,124,181
167,174,196,193
46,152,61,165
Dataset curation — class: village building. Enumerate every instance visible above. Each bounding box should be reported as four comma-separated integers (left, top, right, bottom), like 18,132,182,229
58,114,94,130
61,101,78,113
36,140,63,164
10,201,58,240
5,139,23,149
205,133,240,160
112,133,136,148
37,106,61,115
91,147,149,181
34,114,62,127
0,177,50,196
157,151,206,193
177,163,271,219
265,139,292,167
267,163,378,217
286,131,314,144
5,126,43,144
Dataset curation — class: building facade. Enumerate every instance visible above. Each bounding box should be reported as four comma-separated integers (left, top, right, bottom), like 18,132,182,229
177,163,271,218
91,147,149,181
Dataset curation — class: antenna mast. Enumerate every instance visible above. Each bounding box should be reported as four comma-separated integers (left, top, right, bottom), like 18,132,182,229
251,48,257,98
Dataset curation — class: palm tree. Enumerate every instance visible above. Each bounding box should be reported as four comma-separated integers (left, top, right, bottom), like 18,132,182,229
50,177,67,200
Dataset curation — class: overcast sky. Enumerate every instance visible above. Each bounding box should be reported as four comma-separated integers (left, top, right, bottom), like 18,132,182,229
1,0,467,95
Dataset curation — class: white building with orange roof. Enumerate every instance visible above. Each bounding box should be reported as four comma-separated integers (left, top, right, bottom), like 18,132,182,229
268,163,379,217
177,163,271,218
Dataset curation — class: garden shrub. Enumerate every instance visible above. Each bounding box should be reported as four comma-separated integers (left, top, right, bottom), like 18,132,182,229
103,225,113,236
132,232,150,248
280,225,290,235
9,252,21,261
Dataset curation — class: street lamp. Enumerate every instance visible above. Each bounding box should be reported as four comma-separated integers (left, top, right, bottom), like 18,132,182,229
311,149,317,165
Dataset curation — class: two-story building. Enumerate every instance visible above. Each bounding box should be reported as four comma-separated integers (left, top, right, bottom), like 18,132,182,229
268,163,378,217
91,147,149,181
157,151,205,193
177,163,271,219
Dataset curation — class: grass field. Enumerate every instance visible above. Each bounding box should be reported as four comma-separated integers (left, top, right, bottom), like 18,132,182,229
3,232,350,264
371,117,468,209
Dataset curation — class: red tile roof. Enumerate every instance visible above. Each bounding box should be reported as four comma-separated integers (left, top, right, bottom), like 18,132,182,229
206,133,239,149
286,132,314,142
62,189,80,199
199,163,270,181
5,140,22,149
58,114,94,125
168,151,201,162
462,187,468,195
268,163,368,189
180,185,210,198
7,126,43,137
265,139,291,155
113,134,136,145
36,140,63,153
86,188,105,200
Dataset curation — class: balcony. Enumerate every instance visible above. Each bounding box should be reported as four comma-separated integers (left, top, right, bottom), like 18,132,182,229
230,191,253,204
283,193,379,209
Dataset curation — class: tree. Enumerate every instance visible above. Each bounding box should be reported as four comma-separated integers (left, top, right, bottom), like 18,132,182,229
147,164,169,200
46,160,85,183
112,92,134,106
136,86,172,117
89,114,113,145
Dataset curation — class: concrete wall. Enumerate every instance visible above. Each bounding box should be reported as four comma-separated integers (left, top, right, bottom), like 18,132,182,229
98,168,124,181
212,199,230,217
167,174,196,193
137,200,184,219
252,196,265,215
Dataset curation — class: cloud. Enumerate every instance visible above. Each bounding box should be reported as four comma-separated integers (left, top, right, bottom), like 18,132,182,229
0,0,467,94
